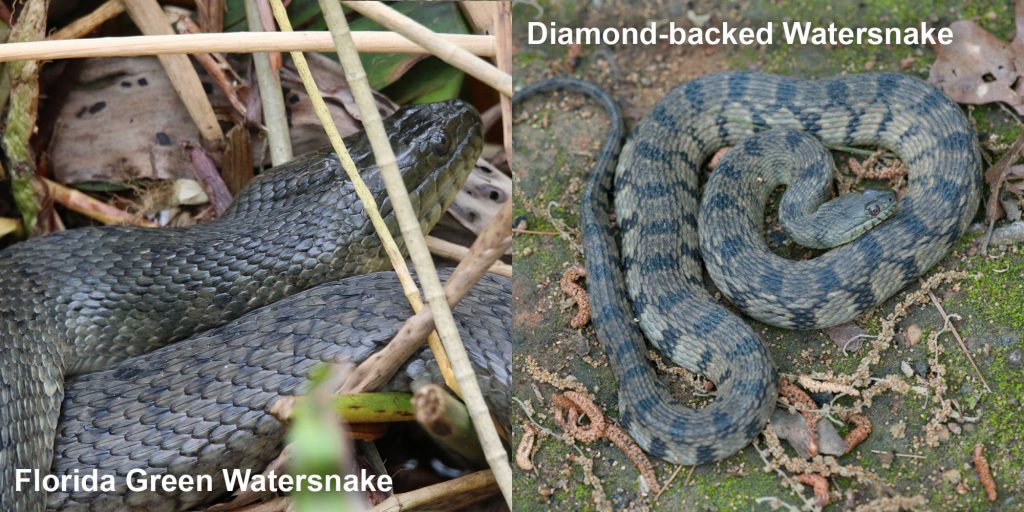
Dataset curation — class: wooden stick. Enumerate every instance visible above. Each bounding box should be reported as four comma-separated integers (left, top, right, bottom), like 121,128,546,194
123,0,224,144
0,31,496,62
427,235,510,277
342,1,512,97
49,0,125,41
317,2,513,503
369,470,498,512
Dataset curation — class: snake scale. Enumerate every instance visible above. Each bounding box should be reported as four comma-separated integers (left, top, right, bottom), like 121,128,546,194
0,100,512,511
514,72,980,465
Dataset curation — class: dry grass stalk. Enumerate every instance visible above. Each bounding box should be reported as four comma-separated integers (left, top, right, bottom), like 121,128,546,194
49,0,125,41
0,32,496,62
244,0,292,166
341,1,512,96
426,235,511,277
368,470,498,512
314,1,512,501
123,0,224,144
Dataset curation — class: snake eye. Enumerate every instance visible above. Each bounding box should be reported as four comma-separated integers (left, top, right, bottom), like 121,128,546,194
867,204,881,216
431,133,451,157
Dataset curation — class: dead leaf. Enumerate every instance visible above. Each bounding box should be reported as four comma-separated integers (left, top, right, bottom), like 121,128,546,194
823,322,869,353
929,18,1024,113
449,160,512,236
929,0,1024,115
771,409,846,459
49,57,201,184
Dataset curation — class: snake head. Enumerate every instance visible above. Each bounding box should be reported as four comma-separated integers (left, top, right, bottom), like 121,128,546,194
813,188,898,247
388,100,484,200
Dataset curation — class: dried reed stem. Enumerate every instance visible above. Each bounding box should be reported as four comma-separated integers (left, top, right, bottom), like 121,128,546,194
0,32,496,62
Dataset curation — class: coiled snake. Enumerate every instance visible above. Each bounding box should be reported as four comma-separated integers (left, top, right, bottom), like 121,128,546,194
514,72,980,465
0,100,512,511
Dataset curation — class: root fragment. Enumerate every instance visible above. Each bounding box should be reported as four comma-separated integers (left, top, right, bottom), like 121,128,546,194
796,473,830,507
516,423,538,471
973,443,997,501
559,264,590,328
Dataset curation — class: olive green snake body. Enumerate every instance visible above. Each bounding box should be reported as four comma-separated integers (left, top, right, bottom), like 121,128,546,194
514,73,980,465
0,100,511,511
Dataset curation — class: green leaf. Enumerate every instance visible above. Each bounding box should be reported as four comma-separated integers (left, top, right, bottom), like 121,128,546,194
349,2,469,91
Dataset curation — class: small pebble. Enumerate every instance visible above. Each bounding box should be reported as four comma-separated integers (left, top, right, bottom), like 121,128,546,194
901,361,914,378
936,424,951,443
1008,349,1023,369
942,469,962,485
947,422,962,435
905,324,923,346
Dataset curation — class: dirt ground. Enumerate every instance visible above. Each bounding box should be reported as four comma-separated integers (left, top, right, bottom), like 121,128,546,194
511,1,1024,510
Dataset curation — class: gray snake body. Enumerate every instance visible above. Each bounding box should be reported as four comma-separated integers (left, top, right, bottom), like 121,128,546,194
514,73,980,464
0,100,510,511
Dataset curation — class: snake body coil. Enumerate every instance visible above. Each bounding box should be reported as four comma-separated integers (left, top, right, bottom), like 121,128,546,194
0,100,508,511
515,73,980,465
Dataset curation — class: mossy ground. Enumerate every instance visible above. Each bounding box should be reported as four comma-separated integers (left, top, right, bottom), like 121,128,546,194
513,1,1024,510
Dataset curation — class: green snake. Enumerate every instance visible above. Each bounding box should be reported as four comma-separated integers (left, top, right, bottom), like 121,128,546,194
514,72,980,464
0,100,511,511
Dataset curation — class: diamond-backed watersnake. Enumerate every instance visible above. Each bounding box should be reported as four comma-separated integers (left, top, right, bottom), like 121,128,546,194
0,100,512,511
514,73,980,465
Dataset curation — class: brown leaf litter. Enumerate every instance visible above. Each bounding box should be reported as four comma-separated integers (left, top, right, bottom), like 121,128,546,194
928,0,1024,114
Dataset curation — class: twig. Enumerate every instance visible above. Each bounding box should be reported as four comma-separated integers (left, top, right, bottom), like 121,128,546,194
982,131,1024,254
426,235,511,277
513,227,559,235
42,177,157,227
184,142,233,215
0,32,496,62
653,465,683,501
244,0,292,166
341,1,512,97
869,449,925,459
124,0,224,144
368,470,498,512
922,281,991,392
49,0,125,40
